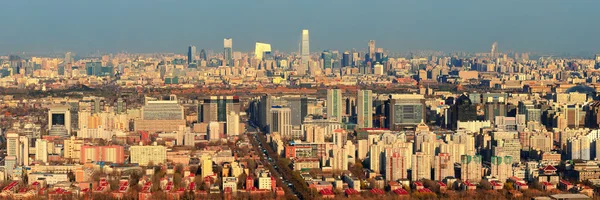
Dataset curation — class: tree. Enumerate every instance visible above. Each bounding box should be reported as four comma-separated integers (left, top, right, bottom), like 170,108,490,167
504,182,514,191
237,172,248,189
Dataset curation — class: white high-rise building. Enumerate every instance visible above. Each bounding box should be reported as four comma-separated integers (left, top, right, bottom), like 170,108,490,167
300,29,310,75
412,152,432,181
226,111,240,136
35,139,49,163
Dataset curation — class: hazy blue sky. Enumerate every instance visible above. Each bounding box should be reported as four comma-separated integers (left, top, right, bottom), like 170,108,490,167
1,0,599,55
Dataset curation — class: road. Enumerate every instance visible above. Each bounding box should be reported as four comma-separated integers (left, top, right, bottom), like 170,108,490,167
247,121,301,200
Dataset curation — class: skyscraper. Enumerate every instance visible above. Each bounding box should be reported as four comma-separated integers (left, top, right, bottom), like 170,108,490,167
342,51,351,67
300,29,310,75
321,50,333,69
357,90,373,128
224,38,233,66
368,40,376,62
65,52,72,64
199,49,207,61
198,96,241,123
188,46,196,64
327,89,343,122
255,42,272,60
270,106,292,138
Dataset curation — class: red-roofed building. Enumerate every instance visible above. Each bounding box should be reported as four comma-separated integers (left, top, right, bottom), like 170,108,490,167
541,181,555,191
490,181,503,190
418,188,433,193
461,181,476,190
370,188,385,195
319,188,335,198
437,181,447,191
345,188,359,197
559,180,573,191
514,181,529,190
541,165,557,175
393,188,409,196
413,181,424,190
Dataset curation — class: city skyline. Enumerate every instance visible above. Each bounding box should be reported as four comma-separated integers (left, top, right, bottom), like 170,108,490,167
1,0,599,55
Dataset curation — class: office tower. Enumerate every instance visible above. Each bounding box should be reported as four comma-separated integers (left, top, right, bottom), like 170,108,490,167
85,61,102,76
258,95,273,131
65,52,72,64
342,51,351,67
411,152,432,181
135,95,185,132
35,139,49,163
300,29,310,75
270,107,292,138
199,49,207,61
482,93,508,123
198,96,241,123
327,89,343,122
491,42,498,58
208,122,221,141
142,95,183,120
7,132,19,162
490,155,512,181
224,38,233,66
7,134,30,167
368,40,375,62
255,42,272,60
447,94,477,130
357,90,373,128
226,111,240,136
188,45,196,64
286,96,309,127
460,155,482,182
321,50,333,69
434,153,453,181
48,104,72,136
388,94,426,130
385,147,408,181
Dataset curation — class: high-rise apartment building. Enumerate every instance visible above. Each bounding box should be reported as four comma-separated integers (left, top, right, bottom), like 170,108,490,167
434,153,453,181
385,147,408,181
327,89,343,122
460,155,482,182
567,136,591,160
411,152,432,181
357,90,373,128
490,155,513,182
